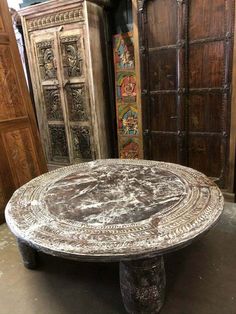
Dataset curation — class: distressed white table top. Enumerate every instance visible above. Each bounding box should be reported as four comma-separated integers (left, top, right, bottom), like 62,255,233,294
5,159,224,261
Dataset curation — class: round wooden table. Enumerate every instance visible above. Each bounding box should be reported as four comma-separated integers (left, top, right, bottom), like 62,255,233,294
5,159,224,313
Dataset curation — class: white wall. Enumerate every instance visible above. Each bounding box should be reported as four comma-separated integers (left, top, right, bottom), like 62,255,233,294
7,0,23,10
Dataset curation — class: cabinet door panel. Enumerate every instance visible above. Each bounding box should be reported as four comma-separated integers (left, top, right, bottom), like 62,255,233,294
59,29,93,162
33,32,69,164
66,84,88,122
60,34,84,79
71,126,92,160
48,124,69,162
36,39,58,81
43,86,64,121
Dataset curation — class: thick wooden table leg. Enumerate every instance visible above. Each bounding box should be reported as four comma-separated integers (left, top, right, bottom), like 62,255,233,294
120,256,166,314
17,239,38,269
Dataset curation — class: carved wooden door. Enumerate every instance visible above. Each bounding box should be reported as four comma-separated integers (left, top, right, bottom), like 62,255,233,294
58,28,94,162
31,27,93,165
0,0,47,223
32,31,70,164
138,0,235,189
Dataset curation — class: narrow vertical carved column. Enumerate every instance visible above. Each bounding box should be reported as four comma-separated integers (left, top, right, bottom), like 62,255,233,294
17,239,38,269
120,256,166,314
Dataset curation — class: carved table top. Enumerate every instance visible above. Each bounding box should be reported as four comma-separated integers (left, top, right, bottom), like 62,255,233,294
5,159,224,261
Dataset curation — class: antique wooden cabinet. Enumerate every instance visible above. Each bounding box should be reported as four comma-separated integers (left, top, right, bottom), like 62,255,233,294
136,0,236,195
0,0,47,223
20,0,111,168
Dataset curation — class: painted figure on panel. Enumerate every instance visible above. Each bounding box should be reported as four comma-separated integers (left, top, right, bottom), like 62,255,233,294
114,33,134,69
120,139,139,159
117,73,136,102
118,105,138,135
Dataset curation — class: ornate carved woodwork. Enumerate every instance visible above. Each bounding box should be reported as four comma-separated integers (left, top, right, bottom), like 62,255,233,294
27,7,84,31
137,0,236,192
43,86,63,121
66,84,88,121
36,40,57,81
71,126,92,160
61,36,83,78
20,0,111,167
49,125,69,160
0,0,47,224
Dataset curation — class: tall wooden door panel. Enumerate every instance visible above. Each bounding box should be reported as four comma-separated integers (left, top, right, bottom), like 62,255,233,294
139,0,234,189
0,0,47,223
141,0,187,165
188,0,234,186
32,32,70,164
58,29,94,162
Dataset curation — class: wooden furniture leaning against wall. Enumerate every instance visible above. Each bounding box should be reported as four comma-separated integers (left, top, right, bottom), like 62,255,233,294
0,0,47,224
20,0,112,168
136,0,236,197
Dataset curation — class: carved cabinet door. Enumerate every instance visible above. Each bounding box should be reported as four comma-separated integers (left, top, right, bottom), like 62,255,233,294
31,27,93,165
32,31,70,164
58,28,94,162
0,0,47,223
138,0,235,190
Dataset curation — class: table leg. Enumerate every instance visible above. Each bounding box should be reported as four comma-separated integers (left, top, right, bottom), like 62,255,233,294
120,256,166,314
17,239,38,269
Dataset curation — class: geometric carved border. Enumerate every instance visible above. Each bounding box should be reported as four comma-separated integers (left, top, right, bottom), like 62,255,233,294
27,7,84,31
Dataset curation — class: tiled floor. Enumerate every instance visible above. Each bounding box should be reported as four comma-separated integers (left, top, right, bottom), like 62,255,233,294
0,202,236,314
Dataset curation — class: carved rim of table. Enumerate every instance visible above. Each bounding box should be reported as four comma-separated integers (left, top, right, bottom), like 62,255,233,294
5,159,224,262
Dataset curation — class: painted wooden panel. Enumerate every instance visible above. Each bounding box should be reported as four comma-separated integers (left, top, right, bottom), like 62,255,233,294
113,32,143,159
